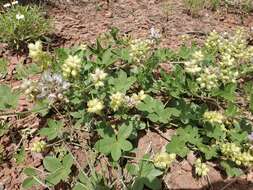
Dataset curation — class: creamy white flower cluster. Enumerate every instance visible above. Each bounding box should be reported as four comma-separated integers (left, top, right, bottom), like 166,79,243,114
185,29,253,91
184,50,203,74
219,54,239,84
220,142,253,167
21,71,70,103
203,111,225,125
205,29,253,61
129,38,152,63
62,55,82,78
196,66,219,90
87,90,146,114
90,68,107,88
153,152,176,169
195,158,209,177
28,41,44,62
31,140,46,153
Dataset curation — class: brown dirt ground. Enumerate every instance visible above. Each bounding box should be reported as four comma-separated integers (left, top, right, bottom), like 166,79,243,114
1,0,253,189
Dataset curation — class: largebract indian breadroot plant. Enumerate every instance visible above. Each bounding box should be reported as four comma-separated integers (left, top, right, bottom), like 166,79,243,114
1,26,253,189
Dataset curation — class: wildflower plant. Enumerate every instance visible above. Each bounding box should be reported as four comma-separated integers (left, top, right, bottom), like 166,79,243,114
0,4,51,50
1,27,253,189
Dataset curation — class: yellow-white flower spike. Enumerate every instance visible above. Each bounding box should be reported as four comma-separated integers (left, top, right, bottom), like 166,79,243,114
195,159,209,177
91,68,108,87
153,152,176,169
110,92,125,111
87,99,104,114
62,55,82,78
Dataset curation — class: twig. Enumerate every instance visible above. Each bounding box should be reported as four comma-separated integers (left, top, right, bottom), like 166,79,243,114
220,179,237,190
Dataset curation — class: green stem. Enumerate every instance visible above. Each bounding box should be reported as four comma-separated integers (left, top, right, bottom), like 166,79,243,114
122,155,153,162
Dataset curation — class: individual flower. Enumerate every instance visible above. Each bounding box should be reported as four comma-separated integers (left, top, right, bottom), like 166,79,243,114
203,111,225,124
153,152,176,169
62,55,82,78
195,159,209,177
28,41,43,61
90,68,107,87
87,99,104,114
12,1,19,5
110,92,125,111
31,141,46,153
3,3,11,8
16,13,24,20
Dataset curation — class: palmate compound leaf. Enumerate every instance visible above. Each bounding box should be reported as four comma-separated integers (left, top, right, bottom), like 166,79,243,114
95,124,133,161
137,96,180,124
43,154,73,186
39,119,64,140
108,70,136,93
130,155,163,190
166,126,202,158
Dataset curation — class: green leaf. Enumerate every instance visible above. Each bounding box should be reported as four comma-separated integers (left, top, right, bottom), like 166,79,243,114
95,136,115,155
131,155,162,190
14,145,25,164
73,182,90,190
225,103,238,117
119,139,132,151
126,163,139,176
166,126,201,157
46,167,71,186
111,142,122,161
62,154,73,169
213,83,236,102
24,168,37,177
109,70,136,93
32,100,49,116
250,93,253,113
137,96,180,124
0,85,19,110
43,157,62,172
39,119,64,140
166,137,189,158
197,144,218,160
220,160,243,177
22,177,39,189
118,124,133,139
